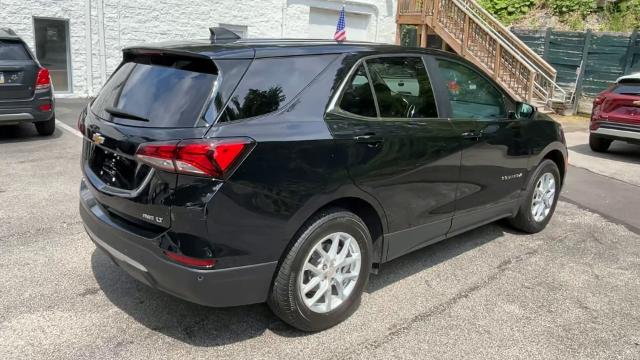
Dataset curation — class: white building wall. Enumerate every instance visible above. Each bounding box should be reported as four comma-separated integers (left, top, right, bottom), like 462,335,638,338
0,0,90,95
0,0,397,97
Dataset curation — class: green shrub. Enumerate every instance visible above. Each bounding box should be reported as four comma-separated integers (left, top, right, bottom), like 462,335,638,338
479,0,536,24
546,0,595,17
602,0,640,32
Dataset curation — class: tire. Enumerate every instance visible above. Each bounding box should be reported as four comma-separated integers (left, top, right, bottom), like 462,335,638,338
35,114,55,136
589,133,612,153
508,159,561,234
268,208,371,332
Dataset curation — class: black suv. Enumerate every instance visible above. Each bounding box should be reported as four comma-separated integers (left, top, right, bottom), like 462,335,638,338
0,28,55,135
79,29,567,331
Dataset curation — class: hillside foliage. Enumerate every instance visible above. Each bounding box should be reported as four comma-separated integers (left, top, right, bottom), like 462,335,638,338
479,0,640,31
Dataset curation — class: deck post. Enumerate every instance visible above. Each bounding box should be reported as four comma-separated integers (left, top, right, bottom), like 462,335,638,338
420,24,428,48
494,45,502,78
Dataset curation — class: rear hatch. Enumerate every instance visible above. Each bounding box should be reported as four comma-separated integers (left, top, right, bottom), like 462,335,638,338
600,82,640,127
81,50,220,231
0,39,38,100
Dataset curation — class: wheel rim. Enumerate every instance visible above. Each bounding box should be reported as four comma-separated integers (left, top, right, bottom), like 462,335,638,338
298,232,362,313
531,172,556,222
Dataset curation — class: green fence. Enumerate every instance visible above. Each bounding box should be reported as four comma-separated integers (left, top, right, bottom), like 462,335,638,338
512,28,640,110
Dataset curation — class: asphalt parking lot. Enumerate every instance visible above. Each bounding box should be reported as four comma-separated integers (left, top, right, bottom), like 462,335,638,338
1,103,639,359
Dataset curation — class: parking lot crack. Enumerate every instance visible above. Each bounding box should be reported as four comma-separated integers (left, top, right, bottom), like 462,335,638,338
339,248,543,359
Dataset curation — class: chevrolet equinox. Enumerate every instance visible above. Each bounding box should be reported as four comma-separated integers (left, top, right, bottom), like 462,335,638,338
79,28,568,331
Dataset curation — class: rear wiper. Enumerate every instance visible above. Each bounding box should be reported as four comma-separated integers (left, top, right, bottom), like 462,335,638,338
105,106,149,122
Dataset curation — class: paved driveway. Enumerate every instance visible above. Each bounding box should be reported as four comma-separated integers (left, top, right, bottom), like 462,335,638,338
1,110,639,359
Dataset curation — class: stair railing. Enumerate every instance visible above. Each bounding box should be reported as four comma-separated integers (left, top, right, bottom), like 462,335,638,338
398,0,568,106
454,0,567,105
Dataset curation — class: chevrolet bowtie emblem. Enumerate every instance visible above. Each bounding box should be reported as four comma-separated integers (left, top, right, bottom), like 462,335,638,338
92,133,105,145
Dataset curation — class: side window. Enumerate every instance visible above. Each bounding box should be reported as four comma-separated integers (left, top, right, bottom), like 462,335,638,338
436,59,506,119
339,64,377,117
219,55,336,122
365,57,438,118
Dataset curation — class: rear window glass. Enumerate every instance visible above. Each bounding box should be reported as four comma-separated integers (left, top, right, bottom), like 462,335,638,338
613,84,640,95
91,56,217,128
0,40,31,60
219,55,337,122
339,64,377,117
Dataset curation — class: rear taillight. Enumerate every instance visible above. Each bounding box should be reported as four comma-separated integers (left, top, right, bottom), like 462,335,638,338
77,113,85,134
135,138,255,179
592,94,607,122
38,103,52,112
163,250,216,268
35,67,51,90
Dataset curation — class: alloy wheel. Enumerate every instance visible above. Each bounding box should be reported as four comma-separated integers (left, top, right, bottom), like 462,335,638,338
531,172,556,222
298,232,362,313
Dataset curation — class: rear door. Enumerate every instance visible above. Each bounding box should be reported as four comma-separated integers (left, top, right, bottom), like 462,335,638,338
429,57,529,235
0,39,38,100
326,55,461,261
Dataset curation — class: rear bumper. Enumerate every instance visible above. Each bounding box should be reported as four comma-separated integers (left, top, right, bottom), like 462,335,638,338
0,91,54,124
79,179,277,307
591,121,640,143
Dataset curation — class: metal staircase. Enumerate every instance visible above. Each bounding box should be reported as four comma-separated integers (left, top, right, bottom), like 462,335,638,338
397,0,567,109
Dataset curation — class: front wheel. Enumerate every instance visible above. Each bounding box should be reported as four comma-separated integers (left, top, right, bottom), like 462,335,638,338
268,209,371,332
509,159,561,234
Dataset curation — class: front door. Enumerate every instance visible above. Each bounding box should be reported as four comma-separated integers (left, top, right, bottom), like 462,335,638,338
326,55,462,261
430,58,530,235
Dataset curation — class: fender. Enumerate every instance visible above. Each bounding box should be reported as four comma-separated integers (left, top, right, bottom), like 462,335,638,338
283,182,389,262
524,140,568,190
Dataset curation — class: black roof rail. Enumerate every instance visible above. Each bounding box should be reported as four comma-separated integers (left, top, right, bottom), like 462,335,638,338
209,27,241,43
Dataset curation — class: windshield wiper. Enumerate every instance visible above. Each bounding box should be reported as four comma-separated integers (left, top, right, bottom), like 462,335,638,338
105,106,149,122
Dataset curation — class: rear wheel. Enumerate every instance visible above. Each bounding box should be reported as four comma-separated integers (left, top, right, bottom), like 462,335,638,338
268,208,371,332
35,115,55,136
589,133,612,152
509,159,561,234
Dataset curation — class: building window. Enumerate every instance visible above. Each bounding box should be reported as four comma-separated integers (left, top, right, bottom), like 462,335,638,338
33,18,71,92
219,24,248,38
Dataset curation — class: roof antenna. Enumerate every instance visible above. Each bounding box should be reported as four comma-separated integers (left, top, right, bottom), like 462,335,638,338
209,27,241,43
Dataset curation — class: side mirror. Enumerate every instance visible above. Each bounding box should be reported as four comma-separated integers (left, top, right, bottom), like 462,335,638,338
516,102,535,119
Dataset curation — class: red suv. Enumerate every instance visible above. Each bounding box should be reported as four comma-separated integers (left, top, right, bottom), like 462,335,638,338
590,73,640,152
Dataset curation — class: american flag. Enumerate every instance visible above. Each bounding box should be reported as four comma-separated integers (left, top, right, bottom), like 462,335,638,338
334,7,346,42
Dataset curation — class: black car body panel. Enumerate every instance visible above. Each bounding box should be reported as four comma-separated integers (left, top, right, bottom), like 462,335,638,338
80,181,277,307
79,39,567,307
0,29,54,125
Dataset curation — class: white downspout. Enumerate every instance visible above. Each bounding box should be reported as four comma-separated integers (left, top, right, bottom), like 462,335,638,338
96,0,107,87
84,0,93,96
281,0,287,37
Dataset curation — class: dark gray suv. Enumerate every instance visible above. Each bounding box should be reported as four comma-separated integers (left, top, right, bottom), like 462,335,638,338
0,28,55,135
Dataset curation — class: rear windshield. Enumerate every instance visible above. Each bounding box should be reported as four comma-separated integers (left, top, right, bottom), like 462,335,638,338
0,40,31,60
613,83,640,96
91,55,217,128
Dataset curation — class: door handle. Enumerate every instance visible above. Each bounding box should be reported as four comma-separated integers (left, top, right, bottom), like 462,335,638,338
354,134,384,146
461,131,481,140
